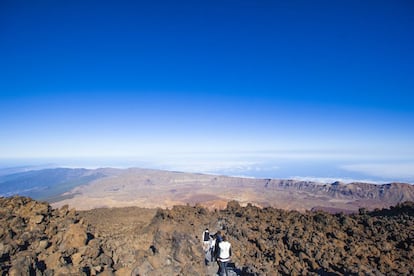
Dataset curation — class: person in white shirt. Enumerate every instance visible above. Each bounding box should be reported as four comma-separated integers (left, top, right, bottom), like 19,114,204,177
217,235,232,276
202,228,211,265
210,235,216,262
202,228,210,252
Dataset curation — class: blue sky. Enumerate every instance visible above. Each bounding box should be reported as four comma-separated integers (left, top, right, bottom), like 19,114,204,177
1,1,414,181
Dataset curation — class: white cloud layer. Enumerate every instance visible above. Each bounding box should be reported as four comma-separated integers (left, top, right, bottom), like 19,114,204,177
154,159,275,175
290,176,381,184
341,163,414,180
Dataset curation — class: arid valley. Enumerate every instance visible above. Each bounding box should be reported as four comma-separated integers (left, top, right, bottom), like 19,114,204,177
50,168,414,213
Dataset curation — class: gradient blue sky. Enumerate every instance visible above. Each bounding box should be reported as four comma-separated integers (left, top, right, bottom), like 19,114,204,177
1,1,414,180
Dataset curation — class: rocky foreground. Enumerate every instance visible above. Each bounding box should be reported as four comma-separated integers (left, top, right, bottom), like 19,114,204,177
1,196,414,275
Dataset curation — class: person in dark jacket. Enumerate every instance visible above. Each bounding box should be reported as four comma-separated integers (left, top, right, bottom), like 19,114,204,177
214,230,223,260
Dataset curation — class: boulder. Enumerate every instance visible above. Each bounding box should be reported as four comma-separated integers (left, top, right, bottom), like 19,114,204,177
60,223,88,250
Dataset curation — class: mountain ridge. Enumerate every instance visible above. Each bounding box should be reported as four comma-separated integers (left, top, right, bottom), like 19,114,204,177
265,179,414,201
1,167,413,212
45,167,414,212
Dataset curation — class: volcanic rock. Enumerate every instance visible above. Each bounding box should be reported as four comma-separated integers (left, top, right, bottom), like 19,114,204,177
1,196,414,275
0,196,115,275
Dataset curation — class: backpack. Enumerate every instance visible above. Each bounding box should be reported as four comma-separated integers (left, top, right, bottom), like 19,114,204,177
203,231,210,241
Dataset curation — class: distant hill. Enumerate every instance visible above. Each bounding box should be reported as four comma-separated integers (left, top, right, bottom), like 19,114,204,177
47,168,414,212
0,164,57,176
1,167,413,212
0,168,109,200
265,179,414,202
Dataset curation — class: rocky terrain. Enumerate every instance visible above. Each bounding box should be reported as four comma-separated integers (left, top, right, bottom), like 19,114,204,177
1,196,414,275
0,196,115,275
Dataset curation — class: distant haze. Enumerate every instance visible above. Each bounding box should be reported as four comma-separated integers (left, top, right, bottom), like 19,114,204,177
1,154,413,184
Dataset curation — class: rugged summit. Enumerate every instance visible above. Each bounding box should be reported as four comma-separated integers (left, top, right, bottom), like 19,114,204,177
1,196,414,275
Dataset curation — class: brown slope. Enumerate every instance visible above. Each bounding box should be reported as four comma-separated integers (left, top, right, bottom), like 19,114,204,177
2,196,414,275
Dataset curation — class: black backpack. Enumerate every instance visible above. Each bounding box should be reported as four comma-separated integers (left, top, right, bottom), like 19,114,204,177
203,231,210,241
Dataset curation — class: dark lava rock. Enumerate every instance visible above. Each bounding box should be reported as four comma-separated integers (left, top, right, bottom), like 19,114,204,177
0,196,115,275
2,196,414,275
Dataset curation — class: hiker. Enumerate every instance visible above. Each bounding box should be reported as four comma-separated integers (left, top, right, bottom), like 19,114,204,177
202,228,210,252
202,228,211,265
217,235,232,276
209,234,216,262
214,230,223,260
